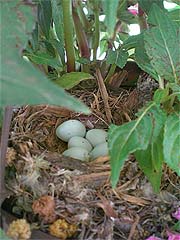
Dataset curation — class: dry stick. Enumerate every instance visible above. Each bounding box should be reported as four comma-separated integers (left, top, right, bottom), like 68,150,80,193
96,69,112,124
0,106,14,205
127,214,140,240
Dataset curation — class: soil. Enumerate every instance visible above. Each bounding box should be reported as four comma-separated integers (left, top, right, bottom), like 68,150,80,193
1,84,180,240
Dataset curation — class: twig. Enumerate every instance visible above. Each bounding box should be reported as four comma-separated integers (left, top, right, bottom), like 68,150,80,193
127,214,140,240
96,69,112,124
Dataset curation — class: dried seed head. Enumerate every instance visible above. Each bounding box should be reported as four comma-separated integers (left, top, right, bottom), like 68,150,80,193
49,219,77,239
6,219,31,240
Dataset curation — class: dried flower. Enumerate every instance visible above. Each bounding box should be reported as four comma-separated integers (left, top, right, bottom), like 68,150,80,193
32,195,56,223
49,219,77,240
172,208,180,220
6,219,31,240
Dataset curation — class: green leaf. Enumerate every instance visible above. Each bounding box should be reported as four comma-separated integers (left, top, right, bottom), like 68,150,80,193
26,52,61,69
107,48,129,69
1,1,90,114
37,0,52,39
163,113,180,176
109,102,158,187
135,33,159,80
169,83,180,100
31,22,39,51
135,129,164,193
50,39,65,65
144,4,180,83
51,0,64,43
138,0,164,14
55,72,94,90
0,229,11,240
168,8,180,23
153,88,169,104
102,0,119,36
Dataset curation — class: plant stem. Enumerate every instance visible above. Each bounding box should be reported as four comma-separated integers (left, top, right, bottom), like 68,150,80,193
138,6,148,31
62,0,75,72
72,7,90,59
76,0,91,30
158,75,164,89
92,1,100,61
104,64,116,83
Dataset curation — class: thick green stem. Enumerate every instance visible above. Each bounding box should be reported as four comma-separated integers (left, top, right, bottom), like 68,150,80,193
138,6,148,31
72,7,90,59
92,2,100,61
62,0,75,72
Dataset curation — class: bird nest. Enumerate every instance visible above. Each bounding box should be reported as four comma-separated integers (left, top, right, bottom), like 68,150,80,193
1,98,179,239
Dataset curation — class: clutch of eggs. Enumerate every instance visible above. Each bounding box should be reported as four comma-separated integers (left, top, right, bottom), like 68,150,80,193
56,120,108,161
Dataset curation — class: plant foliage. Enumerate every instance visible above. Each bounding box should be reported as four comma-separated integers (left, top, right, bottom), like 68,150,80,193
109,4,180,191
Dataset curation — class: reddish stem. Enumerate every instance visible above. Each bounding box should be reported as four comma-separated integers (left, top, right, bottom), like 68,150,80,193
72,7,90,59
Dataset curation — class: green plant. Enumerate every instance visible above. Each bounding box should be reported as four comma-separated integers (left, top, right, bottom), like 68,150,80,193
109,3,180,192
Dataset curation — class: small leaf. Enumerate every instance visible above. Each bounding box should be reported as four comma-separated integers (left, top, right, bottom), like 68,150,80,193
55,72,94,90
145,4,180,83
102,0,119,36
26,52,61,69
135,130,164,193
163,113,180,176
107,48,129,69
37,0,52,39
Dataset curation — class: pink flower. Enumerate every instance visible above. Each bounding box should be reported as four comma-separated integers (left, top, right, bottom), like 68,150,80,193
146,236,161,240
172,208,180,220
128,4,138,16
167,230,180,240
128,8,138,16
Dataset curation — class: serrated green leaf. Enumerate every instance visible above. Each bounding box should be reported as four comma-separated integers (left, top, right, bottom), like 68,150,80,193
102,0,119,36
144,4,180,83
135,130,164,193
55,72,94,90
109,103,159,187
1,1,90,114
163,113,180,175
134,34,159,80
37,0,52,39
107,48,129,69
26,52,61,68
138,0,164,14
